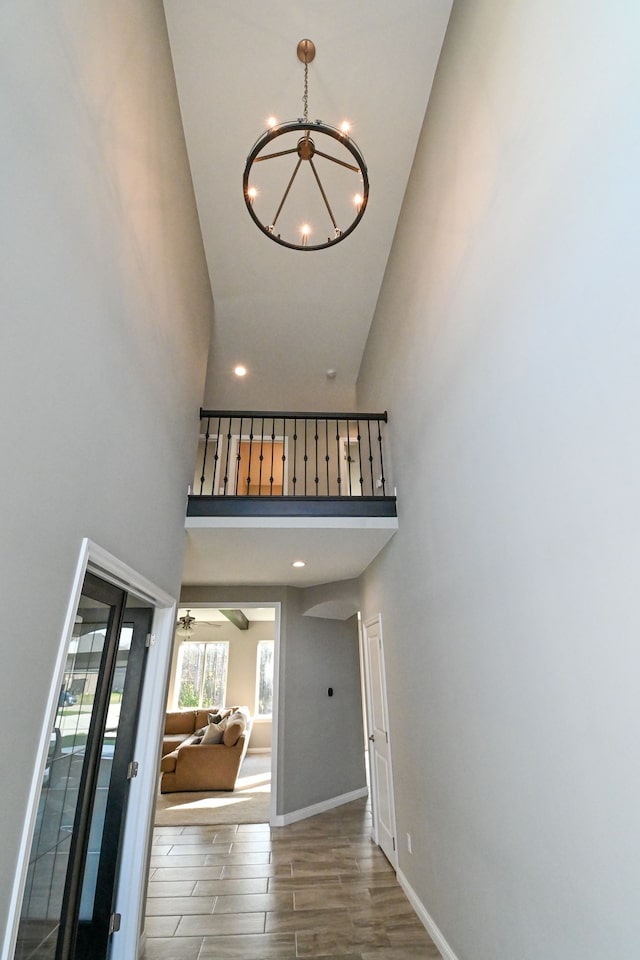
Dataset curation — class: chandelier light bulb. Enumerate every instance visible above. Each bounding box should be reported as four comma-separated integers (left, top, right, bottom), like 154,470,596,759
340,120,351,136
234,364,247,377
301,224,311,246
266,116,278,128
353,193,363,211
247,186,257,204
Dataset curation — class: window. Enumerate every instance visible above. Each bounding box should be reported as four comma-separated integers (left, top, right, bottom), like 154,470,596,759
256,640,274,716
177,641,229,707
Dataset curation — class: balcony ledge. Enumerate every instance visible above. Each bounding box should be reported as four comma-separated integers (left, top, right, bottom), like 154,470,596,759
187,494,397,520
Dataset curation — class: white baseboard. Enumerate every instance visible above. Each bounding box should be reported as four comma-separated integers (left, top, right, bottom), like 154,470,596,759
247,747,271,754
272,786,368,826
397,868,460,960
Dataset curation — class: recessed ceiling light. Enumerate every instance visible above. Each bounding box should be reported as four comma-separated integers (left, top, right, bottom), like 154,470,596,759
234,365,247,377
292,560,306,568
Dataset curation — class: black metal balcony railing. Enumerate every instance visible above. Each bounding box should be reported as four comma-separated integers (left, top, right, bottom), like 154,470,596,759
188,409,396,518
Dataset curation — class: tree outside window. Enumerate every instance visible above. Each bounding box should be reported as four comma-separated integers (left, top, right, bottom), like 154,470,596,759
178,641,229,707
256,640,274,717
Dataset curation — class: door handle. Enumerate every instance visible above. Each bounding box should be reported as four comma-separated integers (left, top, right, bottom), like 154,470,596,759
368,734,375,742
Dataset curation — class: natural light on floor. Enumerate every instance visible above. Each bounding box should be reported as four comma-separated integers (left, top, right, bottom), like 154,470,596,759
168,772,270,812
154,754,272,825
235,771,271,789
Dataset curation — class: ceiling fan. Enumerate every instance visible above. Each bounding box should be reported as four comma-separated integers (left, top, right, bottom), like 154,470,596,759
175,609,221,638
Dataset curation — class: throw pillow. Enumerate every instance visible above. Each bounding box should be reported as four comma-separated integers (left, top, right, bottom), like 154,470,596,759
222,711,247,747
194,726,206,738
201,719,226,744
208,713,223,725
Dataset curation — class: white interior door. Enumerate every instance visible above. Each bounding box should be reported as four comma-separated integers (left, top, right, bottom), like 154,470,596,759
362,614,397,868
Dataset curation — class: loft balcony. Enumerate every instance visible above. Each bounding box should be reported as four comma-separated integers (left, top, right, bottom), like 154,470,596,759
188,409,396,518
184,410,398,587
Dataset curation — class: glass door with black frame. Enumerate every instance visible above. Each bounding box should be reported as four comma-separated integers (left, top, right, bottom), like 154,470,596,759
14,573,152,960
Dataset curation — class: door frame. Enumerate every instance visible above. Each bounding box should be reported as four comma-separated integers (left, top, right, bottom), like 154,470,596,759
361,613,398,869
73,597,154,959
4,539,177,960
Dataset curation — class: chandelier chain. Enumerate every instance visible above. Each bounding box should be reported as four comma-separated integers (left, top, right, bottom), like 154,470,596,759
303,59,309,122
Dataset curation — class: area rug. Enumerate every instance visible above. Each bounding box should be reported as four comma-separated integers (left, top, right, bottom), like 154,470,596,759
154,753,271,826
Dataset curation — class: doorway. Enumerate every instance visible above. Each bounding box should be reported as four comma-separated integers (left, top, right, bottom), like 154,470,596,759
341,436,364,496
167,602,281,825
14,572,152,960
361,614,398,868
228,435,288,495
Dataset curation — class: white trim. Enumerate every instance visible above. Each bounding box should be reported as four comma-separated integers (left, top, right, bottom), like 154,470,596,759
396,869,460,960
272,786,368,827
2,539,177,960
85,541,175,608
185,515,398,530
247,747,271,754
270,602,282,828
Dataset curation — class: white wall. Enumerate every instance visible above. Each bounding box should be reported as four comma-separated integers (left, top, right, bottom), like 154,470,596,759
357,2,640,958
0,0,211,941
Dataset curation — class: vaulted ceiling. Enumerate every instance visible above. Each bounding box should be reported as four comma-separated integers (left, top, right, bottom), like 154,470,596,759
164,1,453,410
164,1,453,588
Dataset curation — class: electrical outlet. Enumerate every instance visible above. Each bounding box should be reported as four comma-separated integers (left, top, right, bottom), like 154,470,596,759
406,832,413,854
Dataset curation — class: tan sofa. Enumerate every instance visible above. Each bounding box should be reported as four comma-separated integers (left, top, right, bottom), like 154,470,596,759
160,706,252,793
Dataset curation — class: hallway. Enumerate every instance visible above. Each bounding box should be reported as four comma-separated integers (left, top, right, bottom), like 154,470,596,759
143,798,440,958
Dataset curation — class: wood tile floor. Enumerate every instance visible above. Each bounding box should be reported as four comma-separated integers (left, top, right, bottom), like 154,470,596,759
143,797,441,959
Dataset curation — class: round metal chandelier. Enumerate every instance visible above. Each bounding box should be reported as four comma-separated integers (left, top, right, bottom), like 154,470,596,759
243,39,369,252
